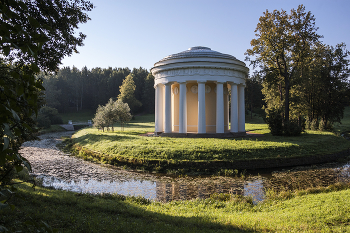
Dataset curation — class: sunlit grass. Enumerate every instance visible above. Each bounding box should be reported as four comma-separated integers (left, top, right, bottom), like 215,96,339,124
2,181,350,232
71,112,350,162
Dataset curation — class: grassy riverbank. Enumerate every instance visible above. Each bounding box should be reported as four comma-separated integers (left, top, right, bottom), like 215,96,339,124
67,109,350,172
2,180,350,232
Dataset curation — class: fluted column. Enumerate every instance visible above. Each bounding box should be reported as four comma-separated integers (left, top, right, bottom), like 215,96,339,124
155,84,163,133
197,81,206,133
238,84,245,132
164,82,172,133
216,82,224,133
179,82,187,133
230,83,238,133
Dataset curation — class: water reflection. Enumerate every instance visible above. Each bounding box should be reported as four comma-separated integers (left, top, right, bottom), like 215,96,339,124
35,174,265,203
35,160,350,204
34,161,350,204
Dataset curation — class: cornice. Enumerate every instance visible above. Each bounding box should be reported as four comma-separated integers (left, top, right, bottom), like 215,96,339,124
152,67,247,80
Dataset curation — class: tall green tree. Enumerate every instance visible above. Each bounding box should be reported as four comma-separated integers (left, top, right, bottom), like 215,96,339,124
245,72,264,119
246,5,321,124
0,0,93,231
301,42,350,129
40,72,61,109
141,73,155,114
118,74,142,113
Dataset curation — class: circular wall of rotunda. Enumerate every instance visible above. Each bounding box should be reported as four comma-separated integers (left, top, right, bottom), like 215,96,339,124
150,46,249,134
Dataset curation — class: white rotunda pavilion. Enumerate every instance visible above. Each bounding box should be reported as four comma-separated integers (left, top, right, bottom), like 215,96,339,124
151,46,249,135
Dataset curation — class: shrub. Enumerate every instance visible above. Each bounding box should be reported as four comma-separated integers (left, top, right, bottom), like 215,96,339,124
36,114,51,129
50,115,63,125
310,118,318,131
265,109,283,136
35,106,63,128
305,117,311,130
93,98,132,131
265,109,302,136
319,118,333,131
283,120,303,136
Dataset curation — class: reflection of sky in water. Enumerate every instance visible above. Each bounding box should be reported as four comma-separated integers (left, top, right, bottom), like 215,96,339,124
37,174,265,203
244,179,265,204
38,175,157,200
339,163,350,183
36,161,350,203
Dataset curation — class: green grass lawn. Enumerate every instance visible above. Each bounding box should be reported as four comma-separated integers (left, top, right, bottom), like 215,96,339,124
2,180,350,232
69,109,350,169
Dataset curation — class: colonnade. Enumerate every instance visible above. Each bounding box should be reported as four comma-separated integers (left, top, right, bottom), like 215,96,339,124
155,81,245,134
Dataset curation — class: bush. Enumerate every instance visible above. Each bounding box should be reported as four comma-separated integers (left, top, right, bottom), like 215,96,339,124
265,109,283,136
35,106,63,128
265,109,302,136
36,114,51,129
93,99,132,131
305,118,311,130
283,120,302,136
51,115,63,125
310,118,318,131
319,118,333,131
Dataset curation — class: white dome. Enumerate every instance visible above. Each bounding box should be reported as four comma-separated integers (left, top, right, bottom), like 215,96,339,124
158,46,237,62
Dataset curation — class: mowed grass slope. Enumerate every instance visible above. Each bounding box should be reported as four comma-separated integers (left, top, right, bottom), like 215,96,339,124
71,110,350,162
2,181,350,232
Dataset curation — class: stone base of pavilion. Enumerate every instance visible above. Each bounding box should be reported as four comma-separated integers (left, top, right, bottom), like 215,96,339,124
155,131,249,138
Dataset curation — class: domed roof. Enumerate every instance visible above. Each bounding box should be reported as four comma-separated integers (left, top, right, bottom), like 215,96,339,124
158,46,237,62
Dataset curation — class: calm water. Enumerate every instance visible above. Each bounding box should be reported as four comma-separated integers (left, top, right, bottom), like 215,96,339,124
35,161,350,203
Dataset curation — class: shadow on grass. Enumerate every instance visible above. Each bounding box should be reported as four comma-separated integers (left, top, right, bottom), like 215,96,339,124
4,184,258,233
73,132,138,147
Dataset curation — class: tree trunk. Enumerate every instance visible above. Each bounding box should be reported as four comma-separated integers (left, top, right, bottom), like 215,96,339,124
284,75,290,124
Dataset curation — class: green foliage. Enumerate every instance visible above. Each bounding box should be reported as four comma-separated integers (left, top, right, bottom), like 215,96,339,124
36,106,63,128
39,66,153,114
40,73,61,109
265,109,302,136
141,73,155,114
0,0,93,231
301,43,350,127
264,109,284,136
118,74,142,113
93,99,132,131
247,5,349,134
0,0,93,71
245,72,264,119
36,114,51,129
283,120,302,136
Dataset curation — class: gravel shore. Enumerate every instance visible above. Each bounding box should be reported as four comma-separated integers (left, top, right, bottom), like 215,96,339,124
19,131,155,182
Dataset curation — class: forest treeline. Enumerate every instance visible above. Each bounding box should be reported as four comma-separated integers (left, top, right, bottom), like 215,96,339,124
39,66,155,114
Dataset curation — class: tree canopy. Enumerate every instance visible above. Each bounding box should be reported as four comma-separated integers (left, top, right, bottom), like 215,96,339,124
118,74,142,113
246,5,321,124
93,98,132,132
1,0,93,71
246,4,350,135
0,0,93,230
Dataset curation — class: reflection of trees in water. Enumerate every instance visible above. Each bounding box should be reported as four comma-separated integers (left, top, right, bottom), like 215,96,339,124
265,167,346,192
155,164,350,202
155,178,247,202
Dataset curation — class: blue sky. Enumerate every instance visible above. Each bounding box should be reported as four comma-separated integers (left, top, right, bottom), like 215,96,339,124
60,0,350,73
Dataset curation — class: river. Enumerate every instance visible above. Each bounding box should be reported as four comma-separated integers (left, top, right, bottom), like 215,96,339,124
20,132,350,203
